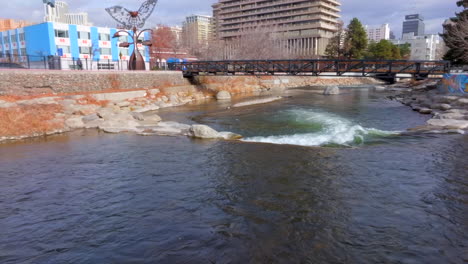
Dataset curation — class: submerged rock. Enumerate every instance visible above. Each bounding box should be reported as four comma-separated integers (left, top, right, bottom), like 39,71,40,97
190,124,223,139
216,91,232,101
219,131,243,140
323,86,340,95
232,96,283,108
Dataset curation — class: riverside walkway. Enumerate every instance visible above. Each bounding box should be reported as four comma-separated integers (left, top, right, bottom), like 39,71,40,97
178,59,450,80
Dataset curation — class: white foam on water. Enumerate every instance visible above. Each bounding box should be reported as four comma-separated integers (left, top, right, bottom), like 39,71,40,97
242,109,399,147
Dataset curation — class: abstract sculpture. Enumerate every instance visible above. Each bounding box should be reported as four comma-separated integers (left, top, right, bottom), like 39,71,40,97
106,0,157,70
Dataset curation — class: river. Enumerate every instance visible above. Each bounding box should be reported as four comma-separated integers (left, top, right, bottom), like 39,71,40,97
0,87,467,263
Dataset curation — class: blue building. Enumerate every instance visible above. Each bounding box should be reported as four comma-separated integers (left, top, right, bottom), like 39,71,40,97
0,22,151,70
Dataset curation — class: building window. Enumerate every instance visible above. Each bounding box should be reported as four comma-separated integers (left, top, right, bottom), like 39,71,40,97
79,46,91,54
99,33,110,41
78,31,90,40
3,36,9,43
56,45,70,54
100,48,111,55
119,48,129,56
19,33,25,42
118,35,128,42
20,48,26,55
55,30,69,38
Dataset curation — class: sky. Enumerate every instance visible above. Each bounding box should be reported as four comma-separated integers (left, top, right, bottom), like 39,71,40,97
0,0,461,37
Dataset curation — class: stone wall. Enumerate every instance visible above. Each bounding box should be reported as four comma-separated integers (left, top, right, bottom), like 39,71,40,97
193,75,383,94
0,70,383,97
0,70,192,96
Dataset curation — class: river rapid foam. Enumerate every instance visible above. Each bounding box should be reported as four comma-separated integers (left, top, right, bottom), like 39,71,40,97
243,109,399,147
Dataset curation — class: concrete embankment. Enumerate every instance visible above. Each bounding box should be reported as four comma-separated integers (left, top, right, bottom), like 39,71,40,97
0,70,383,142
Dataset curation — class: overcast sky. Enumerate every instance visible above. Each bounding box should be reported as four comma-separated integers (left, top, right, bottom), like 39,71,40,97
0,0,461,37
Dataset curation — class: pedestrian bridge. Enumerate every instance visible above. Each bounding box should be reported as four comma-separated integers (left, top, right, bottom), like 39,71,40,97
175,59,450,80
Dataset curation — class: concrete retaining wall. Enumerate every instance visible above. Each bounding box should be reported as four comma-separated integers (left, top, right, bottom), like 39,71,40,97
0,70,191,96
0,70,382,98
438,74,468,94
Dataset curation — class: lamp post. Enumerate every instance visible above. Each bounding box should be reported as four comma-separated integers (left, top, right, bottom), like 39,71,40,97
113,27,152,70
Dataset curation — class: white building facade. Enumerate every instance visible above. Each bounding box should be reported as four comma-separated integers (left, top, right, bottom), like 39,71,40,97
44,0,92,26
391,33,440,61
365,24,390,42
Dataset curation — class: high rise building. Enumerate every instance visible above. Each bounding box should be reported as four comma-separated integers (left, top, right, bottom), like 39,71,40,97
44,0,92,26
211,0,341,56
402,14,425,37
365,23,390,42
0,19,34,32
391,33,440,60
182,15,212,48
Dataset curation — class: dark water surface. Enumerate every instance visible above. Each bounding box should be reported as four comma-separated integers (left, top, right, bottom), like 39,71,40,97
0,88,467,263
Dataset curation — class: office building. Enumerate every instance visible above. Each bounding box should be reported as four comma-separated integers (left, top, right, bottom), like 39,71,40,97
212,0,341,56
402,14,425,37
365,23,390,42
0,19,34,32
0,22,150,70
391,33,440,60
44,0,92,26
182,15,213,48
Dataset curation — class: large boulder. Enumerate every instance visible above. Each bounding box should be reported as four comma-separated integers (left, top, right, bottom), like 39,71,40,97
216,91,232,100
132,105,160,113
65,116,85,129
323,86,340,95
430,104,452,111
190,124,223,139
433,95,460,104
434,112,466,120
99,119,141,133
139,121,191,136
419,108,432,114
427,119,468,129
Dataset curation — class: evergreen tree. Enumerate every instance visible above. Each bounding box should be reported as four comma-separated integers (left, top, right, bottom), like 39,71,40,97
344,18,368,59
443,0,468,64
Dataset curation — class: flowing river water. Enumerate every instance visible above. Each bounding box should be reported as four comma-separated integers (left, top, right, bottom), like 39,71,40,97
0,87,467,263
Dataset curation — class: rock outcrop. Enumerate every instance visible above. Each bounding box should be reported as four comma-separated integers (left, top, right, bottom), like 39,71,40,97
323,86,340,95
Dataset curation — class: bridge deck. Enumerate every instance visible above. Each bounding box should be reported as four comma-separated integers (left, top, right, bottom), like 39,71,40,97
174,59,450,79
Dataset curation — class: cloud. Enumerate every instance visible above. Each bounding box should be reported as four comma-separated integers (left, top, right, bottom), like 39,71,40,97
0,0,461,36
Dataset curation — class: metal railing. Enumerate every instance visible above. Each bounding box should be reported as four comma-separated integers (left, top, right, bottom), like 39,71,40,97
0,54,135,71
173,59,451,79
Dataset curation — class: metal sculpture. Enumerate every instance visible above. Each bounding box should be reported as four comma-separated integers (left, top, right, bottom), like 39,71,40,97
105,0,157,70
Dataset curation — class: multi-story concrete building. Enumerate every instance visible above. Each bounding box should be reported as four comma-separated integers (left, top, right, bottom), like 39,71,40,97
402,14,425,37
211,0,341,56
391,33,440,61
182,15,213,49
0,19,34,32
44,0,92,26
365,23,390,42
0,22,150,70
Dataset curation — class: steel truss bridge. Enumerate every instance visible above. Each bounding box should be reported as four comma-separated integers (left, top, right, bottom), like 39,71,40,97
175,59,450,81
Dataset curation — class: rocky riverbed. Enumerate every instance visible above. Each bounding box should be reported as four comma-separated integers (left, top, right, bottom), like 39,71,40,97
386,81,468,134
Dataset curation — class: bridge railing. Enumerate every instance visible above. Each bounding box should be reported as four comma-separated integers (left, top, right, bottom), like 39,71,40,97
171,59,450,79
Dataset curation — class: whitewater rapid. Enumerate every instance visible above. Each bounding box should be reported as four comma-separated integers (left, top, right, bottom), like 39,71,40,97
242,109,399,147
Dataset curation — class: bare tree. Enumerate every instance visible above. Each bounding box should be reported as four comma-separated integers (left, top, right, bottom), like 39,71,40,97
198,25,292,60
